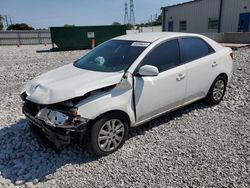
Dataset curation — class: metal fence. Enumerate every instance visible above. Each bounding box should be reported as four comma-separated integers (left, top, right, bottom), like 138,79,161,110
0,30,51,45
126,26,162,34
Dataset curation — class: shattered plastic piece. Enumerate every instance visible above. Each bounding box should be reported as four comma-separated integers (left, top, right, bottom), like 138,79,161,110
36,108,69,126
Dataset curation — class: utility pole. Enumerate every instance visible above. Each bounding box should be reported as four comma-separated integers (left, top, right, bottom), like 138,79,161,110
124,1,129,25
155,13,158,21
151,15,153,32
9,16,12,25
129,0,136,26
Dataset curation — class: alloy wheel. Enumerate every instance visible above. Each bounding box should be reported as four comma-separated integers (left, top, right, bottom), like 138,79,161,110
97,119,125,152
212,79,225,101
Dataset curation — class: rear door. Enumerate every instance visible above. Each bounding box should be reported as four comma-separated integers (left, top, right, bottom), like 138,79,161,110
133,39,187,123
180,37,218,101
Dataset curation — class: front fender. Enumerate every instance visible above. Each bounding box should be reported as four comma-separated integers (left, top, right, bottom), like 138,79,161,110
76,78,136,126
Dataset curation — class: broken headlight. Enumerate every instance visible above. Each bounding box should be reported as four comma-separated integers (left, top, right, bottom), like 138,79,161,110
35,107,89,128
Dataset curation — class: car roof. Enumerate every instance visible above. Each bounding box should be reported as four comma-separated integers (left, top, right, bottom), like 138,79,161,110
114,32,202,43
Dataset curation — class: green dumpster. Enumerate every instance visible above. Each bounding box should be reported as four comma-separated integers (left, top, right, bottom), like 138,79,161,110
50,25,126,50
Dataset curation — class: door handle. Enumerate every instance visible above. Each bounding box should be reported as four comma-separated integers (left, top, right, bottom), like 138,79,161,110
212,61,218,67
176,74,185,81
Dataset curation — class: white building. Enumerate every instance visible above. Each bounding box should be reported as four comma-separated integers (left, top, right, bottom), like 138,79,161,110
161,0,250,33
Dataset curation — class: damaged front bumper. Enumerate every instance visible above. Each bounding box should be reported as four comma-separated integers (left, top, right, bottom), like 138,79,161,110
23,101,90,149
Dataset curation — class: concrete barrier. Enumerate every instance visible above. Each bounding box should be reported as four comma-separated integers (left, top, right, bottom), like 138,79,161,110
202,32,250,44
222,33,250,44
126,29,250,44
202,33,224,43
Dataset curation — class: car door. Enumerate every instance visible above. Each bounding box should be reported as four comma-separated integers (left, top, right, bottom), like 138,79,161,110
133,39,187,123
180,37,217,102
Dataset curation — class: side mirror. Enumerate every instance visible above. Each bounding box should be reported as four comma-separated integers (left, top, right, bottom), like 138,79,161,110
138,65,159,77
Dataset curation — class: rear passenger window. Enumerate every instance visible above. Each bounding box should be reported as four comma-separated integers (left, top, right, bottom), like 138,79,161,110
182,37,214,62
140,39,180,72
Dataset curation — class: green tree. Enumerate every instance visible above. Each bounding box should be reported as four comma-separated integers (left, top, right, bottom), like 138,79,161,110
64,24,75,27
153,14,162,26
138,13,162,27
125,24,134,30
112,22,121,26
7,23,34,30
0,15,4,30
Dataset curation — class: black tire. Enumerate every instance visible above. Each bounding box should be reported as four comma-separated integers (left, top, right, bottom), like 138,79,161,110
205,75,227,106
89,112,129,157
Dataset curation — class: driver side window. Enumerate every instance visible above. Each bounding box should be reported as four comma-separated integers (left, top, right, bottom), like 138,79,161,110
140,39,181,72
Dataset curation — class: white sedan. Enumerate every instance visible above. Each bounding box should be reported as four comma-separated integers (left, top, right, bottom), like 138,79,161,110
21,32,234,156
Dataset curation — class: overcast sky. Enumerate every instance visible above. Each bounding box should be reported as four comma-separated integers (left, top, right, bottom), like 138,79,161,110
1,0,190,28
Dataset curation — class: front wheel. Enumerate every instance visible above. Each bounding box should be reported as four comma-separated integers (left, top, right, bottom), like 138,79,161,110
205,75,227,105
89,113,129,157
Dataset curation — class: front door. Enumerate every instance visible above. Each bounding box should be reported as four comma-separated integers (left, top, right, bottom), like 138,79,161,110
134,39,187,123
238,12,250,32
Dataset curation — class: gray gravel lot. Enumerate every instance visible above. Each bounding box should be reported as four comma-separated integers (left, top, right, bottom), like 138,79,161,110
0,45,249,188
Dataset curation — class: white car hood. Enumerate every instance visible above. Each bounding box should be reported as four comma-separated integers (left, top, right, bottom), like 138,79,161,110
21,63,124,104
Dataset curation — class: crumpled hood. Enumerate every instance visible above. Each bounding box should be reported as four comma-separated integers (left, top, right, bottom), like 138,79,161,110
21,63,124,104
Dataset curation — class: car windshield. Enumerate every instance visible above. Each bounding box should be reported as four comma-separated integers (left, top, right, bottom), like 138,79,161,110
74,40,149,72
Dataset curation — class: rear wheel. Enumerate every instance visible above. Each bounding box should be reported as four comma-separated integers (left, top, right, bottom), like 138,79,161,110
89,113,129,157
205,75,227,105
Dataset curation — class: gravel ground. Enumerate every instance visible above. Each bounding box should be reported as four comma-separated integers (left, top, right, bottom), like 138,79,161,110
0,45,249,188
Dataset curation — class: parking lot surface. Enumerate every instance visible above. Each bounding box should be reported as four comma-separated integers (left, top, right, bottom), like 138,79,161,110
0,45,249,187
